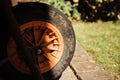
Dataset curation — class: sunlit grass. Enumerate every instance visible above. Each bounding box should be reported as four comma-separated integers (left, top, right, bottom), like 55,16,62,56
73,21,120,80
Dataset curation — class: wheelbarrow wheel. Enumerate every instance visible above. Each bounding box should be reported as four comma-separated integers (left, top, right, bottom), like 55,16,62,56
3,2,75,80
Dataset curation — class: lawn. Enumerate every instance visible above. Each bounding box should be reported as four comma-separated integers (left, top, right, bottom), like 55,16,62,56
72,21,120,80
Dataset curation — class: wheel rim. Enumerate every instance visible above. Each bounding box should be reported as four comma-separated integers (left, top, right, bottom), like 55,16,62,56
7,21,64,73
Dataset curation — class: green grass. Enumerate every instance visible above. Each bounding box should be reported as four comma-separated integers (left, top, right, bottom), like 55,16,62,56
73,21,120,80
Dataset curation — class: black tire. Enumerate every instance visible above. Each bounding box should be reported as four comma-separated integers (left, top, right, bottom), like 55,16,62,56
1,2,76,80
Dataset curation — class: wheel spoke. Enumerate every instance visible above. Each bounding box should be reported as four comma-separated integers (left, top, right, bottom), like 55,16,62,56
53,43,62,45
0,52,17,66
33,26,42,45
47,47,59,51
48,37,58,42
41,37,58,47
49,32,55,35
43,51,57,63
53,39,62,45
22,32,34,46
46,43,59,51
38,29,48,45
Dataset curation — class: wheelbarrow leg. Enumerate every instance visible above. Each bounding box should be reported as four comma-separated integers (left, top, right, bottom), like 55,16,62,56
0,0,44,80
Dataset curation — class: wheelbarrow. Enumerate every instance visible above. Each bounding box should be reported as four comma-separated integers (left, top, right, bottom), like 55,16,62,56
0,0,76,80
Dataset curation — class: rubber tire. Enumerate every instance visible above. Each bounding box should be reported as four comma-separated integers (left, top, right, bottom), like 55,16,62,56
1,2,76,80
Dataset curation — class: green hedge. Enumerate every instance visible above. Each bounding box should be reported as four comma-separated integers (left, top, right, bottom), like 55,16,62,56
33,0,80,21
33,0,120,22
77,0,119,22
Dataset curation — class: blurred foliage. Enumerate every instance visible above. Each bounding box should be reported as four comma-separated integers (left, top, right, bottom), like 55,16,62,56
46,0,80,21
77,0,120,22
34,0,80,21
47,0,72,17
34,0,120,22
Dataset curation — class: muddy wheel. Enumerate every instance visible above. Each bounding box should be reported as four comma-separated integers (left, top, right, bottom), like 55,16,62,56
2,2,75,80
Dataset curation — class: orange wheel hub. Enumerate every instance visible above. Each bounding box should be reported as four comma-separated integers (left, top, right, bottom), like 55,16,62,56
7,21,64,73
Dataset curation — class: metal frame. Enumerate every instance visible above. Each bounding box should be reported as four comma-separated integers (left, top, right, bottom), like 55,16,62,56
0,0,44,80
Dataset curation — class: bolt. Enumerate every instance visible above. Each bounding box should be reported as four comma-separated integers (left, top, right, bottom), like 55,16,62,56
37,49,42,55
